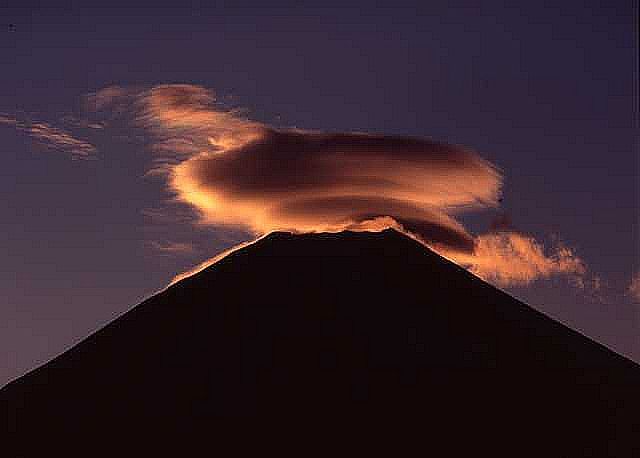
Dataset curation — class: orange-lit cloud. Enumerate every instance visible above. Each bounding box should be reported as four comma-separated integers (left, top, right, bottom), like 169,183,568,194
440,232,586,287
93,84,587,287
127,85,500,253
0,114,96,159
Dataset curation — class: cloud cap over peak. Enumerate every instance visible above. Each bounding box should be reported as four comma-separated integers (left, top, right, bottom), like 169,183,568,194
91,83,587,288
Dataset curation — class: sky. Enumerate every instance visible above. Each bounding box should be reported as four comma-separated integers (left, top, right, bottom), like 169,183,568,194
1,1,638,385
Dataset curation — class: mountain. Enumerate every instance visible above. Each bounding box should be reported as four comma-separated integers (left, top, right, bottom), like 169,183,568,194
2,229,639,456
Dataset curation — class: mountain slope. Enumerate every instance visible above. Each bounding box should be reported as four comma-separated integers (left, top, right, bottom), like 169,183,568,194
3,229,639,455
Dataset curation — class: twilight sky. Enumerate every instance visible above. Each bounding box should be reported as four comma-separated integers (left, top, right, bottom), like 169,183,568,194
1,1,638,385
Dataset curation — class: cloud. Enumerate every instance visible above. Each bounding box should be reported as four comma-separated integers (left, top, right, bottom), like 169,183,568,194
93,84,587,288
128,85,500,252
61,115,106,130
147,240,195,256
0,114,96,159
0,114,19,126
141,206,197,225
86,85,134,113
440,232,586,287
629,273,640,302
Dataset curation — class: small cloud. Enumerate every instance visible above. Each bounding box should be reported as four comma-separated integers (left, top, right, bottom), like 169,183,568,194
141,206,197,225
86,85,133,112
61,115,106,130
147,240,195,256
0,114,97,159
442,232,586,287
0,114,19,126
629,273,640,302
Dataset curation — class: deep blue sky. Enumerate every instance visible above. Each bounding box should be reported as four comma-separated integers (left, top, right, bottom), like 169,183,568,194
1,1,637,384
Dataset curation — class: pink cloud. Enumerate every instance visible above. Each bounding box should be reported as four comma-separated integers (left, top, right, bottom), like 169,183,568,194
0,114,96,159
92,84,589,288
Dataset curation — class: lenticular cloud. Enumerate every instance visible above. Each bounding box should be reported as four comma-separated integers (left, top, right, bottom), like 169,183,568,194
92,83,587,287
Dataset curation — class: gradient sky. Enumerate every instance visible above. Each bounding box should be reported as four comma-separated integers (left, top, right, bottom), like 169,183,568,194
1,1,638,385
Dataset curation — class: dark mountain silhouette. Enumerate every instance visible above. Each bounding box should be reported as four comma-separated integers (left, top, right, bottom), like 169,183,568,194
3,229,639,455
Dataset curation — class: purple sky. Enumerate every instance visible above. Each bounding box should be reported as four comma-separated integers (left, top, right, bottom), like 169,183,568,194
1,1,637,385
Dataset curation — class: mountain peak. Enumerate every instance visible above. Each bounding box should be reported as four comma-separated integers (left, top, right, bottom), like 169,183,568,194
3,228,639,454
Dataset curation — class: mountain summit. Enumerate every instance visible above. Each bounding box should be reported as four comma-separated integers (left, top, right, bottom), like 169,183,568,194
3,229,639,455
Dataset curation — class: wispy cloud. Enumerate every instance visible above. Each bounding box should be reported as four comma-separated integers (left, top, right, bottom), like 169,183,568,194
441,232,586,287
0,114,97,159
141,206,197,225
91,84,588,288
147,240,195,256
61,115,106,130
629,273,640,302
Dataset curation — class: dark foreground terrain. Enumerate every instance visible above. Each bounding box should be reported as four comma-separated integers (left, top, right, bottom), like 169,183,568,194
3,229,639,455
